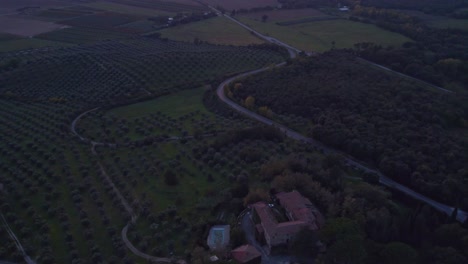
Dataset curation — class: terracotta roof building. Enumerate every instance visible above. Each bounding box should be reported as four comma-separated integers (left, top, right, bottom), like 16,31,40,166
250,190,323,248
231,244,261,264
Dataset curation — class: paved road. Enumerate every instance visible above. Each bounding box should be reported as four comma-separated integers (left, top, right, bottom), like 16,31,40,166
223,14,301,58
358,58,454,93
216,64,467,223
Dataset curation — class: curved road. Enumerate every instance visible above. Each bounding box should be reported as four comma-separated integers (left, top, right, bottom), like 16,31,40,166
213,9,465,222
216,65,467,223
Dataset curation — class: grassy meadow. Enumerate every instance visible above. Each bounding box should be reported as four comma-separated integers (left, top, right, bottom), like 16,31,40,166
238,17,411,52
109,86,211,119
159,16,264,45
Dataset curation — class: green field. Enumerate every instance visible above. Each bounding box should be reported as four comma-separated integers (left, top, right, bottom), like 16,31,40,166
427,18,468,30
159,16,264,45
238,17,412,52
241,8,330,23
0,38,70,52
110,86,211,119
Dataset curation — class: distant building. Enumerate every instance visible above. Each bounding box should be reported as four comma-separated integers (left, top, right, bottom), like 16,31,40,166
339,6,350,11
250,190,323,248
207,225,230,251
231,244,261,264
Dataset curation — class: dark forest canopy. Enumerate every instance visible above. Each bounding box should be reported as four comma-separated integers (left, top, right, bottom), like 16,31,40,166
278,0,468,14
230,51,468,210
360,0,468,14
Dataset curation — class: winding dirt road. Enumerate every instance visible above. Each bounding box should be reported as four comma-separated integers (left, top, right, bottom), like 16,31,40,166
71,110,176,263
1,214,36,264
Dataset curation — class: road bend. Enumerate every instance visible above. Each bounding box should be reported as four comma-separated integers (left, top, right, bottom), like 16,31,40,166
216,66,467,223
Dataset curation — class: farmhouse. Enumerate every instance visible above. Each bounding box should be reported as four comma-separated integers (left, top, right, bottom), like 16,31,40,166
339,6,350,11
250,190,323,249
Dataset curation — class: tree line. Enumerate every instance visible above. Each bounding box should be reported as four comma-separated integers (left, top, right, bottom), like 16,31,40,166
350,5,468,91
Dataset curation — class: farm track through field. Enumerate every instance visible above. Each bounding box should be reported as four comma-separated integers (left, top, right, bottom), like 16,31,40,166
70,107,201,263
1,214,36,264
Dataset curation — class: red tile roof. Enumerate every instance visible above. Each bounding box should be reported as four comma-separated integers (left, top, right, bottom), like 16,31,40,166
231,244,261,263
250,191,322,247
276,190,321,230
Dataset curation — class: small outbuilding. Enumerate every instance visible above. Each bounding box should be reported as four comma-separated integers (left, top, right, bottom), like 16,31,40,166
339,6,350,11
207,225,230,251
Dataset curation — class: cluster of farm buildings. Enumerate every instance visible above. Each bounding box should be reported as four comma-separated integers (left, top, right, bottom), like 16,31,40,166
207,190,323,263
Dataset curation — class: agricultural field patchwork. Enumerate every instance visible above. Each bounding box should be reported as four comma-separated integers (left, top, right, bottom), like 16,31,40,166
33,8,94,21
240,8,330,22
36,26,131,43
0,38,286,102
85,1,173,16
203,0,280,10
0,16,67,37
0,36,288,262
238,17,412,52
111,0,208,13
0,0,67,14
159,16,264,45
60,12,142,29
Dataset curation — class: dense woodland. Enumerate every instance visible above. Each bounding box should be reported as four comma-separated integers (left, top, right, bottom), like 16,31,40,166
351,6,468,91
231,52,468,211
278,0,468,91
359,0,468,15
278,0,468,14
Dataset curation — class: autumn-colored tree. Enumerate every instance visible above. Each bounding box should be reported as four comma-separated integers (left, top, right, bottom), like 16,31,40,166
258,106,273,118
244,96,255,109
243,188,269,206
